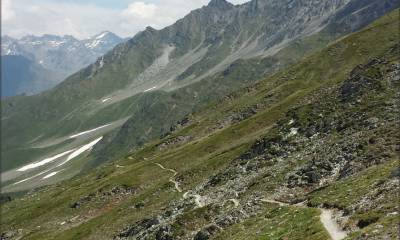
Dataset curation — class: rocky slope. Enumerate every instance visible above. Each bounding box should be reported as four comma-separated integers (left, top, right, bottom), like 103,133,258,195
1,9,399,240
1,32,123,96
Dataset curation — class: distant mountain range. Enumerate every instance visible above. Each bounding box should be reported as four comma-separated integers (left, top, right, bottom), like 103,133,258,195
1,32,123,97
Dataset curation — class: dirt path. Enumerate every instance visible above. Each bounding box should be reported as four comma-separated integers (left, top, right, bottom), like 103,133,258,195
149,160,346,239
149,158,347,240
260,199,289,207
261,199,347,240
320,209,347,240
153,162,182,192
151,160,209,208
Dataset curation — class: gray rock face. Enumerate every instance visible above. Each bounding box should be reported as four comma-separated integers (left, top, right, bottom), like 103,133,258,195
91,0,399,162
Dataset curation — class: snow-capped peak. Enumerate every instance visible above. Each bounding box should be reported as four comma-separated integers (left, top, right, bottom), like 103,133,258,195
95,31,112,40
84,31,122,51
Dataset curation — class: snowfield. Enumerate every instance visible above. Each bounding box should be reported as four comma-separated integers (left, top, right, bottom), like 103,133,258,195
12,137,103,186
102,97,112,103
42,171,62,179
144,86,157,92
17,150,75,172
56,136,103,167
13,169,51,185
69,124,111,138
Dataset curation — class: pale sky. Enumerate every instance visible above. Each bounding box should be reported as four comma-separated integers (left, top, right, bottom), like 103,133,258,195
2,0,250,39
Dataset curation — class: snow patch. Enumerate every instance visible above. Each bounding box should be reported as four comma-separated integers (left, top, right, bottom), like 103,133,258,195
30,41,42,46
69,124,111,139
56,137,103,167
13,177,33,185
96,32,109,40
13,169,51,185
144,86,157,92
102,97,112,103
42,171,61,179
99,56,104,68
86,36,106,49
48,40,65,47
17,150,75,172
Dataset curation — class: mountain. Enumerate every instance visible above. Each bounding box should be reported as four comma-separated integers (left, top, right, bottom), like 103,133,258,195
1,32,123,96
1,36,25,56
82,31,124,54
1,55,62,97
1,0,398,191
1,0,398,192
1,8,399,239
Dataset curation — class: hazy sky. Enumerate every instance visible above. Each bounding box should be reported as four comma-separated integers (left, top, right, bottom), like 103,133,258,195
2,0,250,39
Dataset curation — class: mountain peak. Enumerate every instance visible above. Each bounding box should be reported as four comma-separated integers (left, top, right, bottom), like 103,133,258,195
207,0,234,9
145,26,156,32
83,31,122,52
91,31,120,40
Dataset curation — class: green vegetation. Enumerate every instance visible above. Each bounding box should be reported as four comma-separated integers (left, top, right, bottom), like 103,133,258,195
215,206,329,240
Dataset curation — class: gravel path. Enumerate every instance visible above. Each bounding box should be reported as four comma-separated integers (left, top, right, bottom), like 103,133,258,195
262,198,347,240
153,162,182,192
320,209,347,240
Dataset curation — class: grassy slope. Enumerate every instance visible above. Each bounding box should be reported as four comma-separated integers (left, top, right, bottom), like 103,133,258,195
215,206,329,240
1,10,399,240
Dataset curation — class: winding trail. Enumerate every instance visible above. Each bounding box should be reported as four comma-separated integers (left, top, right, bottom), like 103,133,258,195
153,163,182,192
148,159,347,240
150,161,208,208
261,199,347,240
144,159,346,239
148,159,346,239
